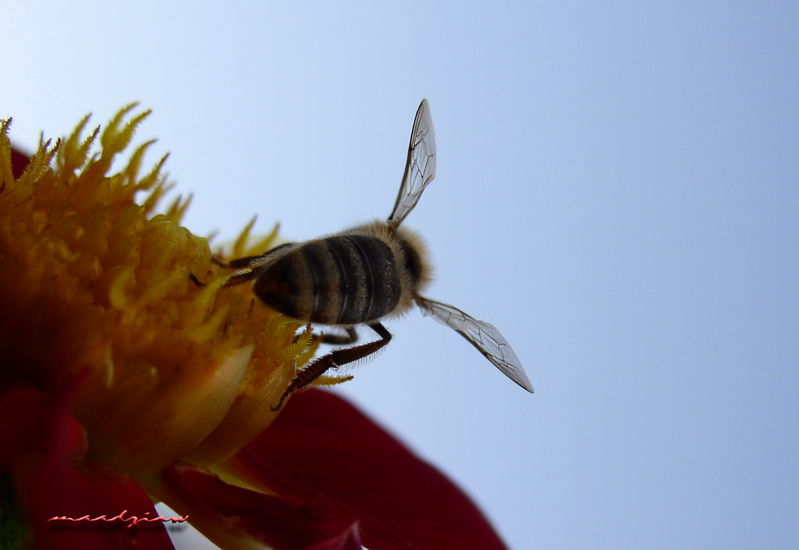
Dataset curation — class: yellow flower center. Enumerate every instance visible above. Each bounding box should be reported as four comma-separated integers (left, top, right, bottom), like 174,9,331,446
0,105,312,475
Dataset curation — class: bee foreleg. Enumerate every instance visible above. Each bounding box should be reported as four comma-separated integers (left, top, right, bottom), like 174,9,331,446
223,243,298,287
271,322,392,411
227,242,296,270
224,254,263,270
223,270,258,288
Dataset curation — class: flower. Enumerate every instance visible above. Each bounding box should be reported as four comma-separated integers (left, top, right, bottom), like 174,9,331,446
0,107,509,550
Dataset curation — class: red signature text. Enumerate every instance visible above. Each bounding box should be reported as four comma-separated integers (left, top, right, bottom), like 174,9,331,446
47,510,189,528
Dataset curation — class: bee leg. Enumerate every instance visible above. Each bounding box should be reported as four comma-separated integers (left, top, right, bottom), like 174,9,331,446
192,269,255,288
223,269,258,288
223,243,299,288
227,242,297,270
224,254,263,270
293,326,358,345
271,322,391,411
318,327,358,345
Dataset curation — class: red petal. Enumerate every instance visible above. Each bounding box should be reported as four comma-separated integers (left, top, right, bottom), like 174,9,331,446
157,464,321,550
304,522,363,550
155,464,372,550
0,387,54,468
10,146,30,178
231,389,509,550
1,380,175,550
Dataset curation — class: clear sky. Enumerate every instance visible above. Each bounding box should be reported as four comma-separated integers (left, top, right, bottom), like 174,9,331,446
4,2,798,548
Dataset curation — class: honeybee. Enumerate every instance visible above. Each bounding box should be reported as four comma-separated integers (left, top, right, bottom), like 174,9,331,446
227,100,533,410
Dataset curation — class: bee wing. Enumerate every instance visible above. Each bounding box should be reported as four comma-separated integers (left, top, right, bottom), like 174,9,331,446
388,99,437,227
416,297,534,393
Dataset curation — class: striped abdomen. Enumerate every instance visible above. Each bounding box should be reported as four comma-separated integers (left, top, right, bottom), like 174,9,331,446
253,234,402,324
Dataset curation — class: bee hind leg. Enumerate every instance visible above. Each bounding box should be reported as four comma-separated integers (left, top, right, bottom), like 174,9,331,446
271,322,391,411
318,327,358,345
292,325,358,346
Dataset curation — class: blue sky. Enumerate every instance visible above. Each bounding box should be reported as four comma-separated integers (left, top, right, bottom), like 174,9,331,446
4,2,798,548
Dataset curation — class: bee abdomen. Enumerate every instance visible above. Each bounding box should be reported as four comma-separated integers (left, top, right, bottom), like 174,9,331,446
254,235,401,324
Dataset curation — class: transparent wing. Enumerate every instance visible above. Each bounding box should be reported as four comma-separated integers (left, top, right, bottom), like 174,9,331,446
416,297,534,392
387,99,437,227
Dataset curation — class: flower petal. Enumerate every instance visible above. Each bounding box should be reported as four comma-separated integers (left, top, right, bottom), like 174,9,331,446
1,378,175,550
304,522,364,550
225,389,509,550
152,463,322,550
